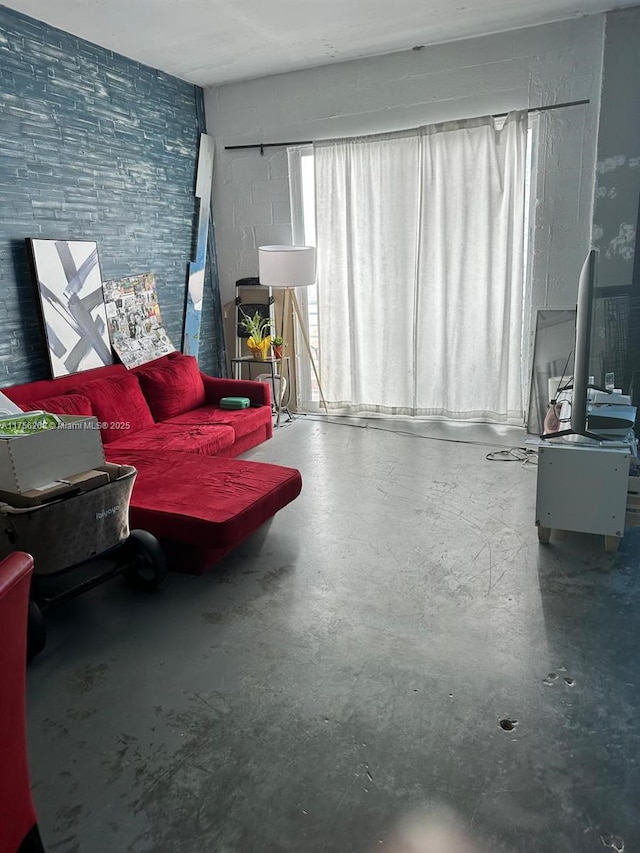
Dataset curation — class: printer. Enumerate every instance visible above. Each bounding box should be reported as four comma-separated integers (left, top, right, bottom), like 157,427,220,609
587,390,637,437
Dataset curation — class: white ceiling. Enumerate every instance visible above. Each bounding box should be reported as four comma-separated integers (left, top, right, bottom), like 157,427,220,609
3,0,637,86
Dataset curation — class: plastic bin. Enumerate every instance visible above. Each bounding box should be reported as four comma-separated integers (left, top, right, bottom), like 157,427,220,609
0,463,135,574
0,462,167,660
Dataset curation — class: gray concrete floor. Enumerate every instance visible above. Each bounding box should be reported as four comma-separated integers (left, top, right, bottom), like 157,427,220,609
26,417,640,853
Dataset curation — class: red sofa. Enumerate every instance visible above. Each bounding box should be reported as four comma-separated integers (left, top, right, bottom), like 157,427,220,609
4,351,274,458
2,354,302,574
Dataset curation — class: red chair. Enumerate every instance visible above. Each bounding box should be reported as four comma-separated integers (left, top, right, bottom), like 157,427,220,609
0,552,45,853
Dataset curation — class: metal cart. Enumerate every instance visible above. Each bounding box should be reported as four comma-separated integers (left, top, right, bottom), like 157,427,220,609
0,463,167,659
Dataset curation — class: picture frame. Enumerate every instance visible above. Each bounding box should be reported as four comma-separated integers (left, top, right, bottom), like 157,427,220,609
103,272,175,369
28,238,113,378
526,308,576,435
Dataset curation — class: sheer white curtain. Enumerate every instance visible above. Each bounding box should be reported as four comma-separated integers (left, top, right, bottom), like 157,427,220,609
314,113,527,423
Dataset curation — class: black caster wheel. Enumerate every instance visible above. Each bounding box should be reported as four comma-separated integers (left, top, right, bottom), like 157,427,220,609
27,600,46,662
122,529,167,591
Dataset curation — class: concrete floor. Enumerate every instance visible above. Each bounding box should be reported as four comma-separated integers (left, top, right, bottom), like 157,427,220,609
26,417,640,853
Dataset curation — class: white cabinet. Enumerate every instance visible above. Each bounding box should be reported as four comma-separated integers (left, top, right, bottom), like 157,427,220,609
535,442,632,550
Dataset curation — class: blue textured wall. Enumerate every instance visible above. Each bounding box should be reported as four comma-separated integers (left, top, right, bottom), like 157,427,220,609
0,5,222,384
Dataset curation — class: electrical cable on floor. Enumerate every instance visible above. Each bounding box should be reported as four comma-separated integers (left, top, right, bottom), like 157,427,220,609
296,411,537,454
485,447,538,468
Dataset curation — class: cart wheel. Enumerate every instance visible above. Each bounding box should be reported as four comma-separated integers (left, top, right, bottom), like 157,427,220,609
537,525,551,544
27,600,46,662
122,529,167,591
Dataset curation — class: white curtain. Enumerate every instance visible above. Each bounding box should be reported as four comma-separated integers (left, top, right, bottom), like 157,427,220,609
314,113,527,423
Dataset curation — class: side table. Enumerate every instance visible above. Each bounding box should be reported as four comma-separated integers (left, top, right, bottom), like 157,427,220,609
230,356,292,427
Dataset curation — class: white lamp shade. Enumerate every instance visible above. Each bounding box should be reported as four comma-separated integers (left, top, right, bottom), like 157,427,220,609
258,245,316,288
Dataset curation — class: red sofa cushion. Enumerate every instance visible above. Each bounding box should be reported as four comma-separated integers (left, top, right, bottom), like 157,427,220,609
107,421,235,456
167,402,272,441
200,373,271,407
18,393,93,417
136,356,206,421
1,364,127,407
81,374,155,444
104,450,303,551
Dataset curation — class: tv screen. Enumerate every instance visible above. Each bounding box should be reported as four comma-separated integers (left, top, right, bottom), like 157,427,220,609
571,249,598,436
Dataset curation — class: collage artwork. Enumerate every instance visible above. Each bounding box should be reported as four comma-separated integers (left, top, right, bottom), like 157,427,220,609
103,272,175,369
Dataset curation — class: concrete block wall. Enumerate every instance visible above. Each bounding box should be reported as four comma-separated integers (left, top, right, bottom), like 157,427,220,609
591,7,640,394
204,16,605,364
593,7,640,289
0,5,221,384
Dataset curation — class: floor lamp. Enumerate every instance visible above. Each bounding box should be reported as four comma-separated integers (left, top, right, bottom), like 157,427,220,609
258,245,328,415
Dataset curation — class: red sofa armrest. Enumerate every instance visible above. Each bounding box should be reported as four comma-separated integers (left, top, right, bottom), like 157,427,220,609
200,373,272,407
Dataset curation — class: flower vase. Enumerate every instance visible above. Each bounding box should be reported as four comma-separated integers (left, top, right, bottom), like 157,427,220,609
252,343,269,361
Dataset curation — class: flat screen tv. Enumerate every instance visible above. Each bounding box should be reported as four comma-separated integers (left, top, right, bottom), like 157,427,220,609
542,248,637,441
570,248,598,436
541,248,601,440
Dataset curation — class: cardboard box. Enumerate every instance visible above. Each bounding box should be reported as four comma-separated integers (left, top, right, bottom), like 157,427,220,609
0,468,110,508
0,415,105,494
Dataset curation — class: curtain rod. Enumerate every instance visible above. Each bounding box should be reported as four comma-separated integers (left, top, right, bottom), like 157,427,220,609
224,98,590,154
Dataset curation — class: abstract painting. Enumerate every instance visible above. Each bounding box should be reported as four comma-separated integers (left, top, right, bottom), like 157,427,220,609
28,239,114,378
103,272,175,369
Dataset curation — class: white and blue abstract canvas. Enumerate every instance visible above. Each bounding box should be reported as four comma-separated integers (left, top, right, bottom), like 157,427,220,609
29,238,113,378
183,133,215,358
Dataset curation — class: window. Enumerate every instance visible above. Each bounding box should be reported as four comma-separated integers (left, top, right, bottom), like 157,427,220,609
289,120,537,416
288,145,318,408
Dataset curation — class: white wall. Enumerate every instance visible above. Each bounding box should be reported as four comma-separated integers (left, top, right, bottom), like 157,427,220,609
205,16,605,353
